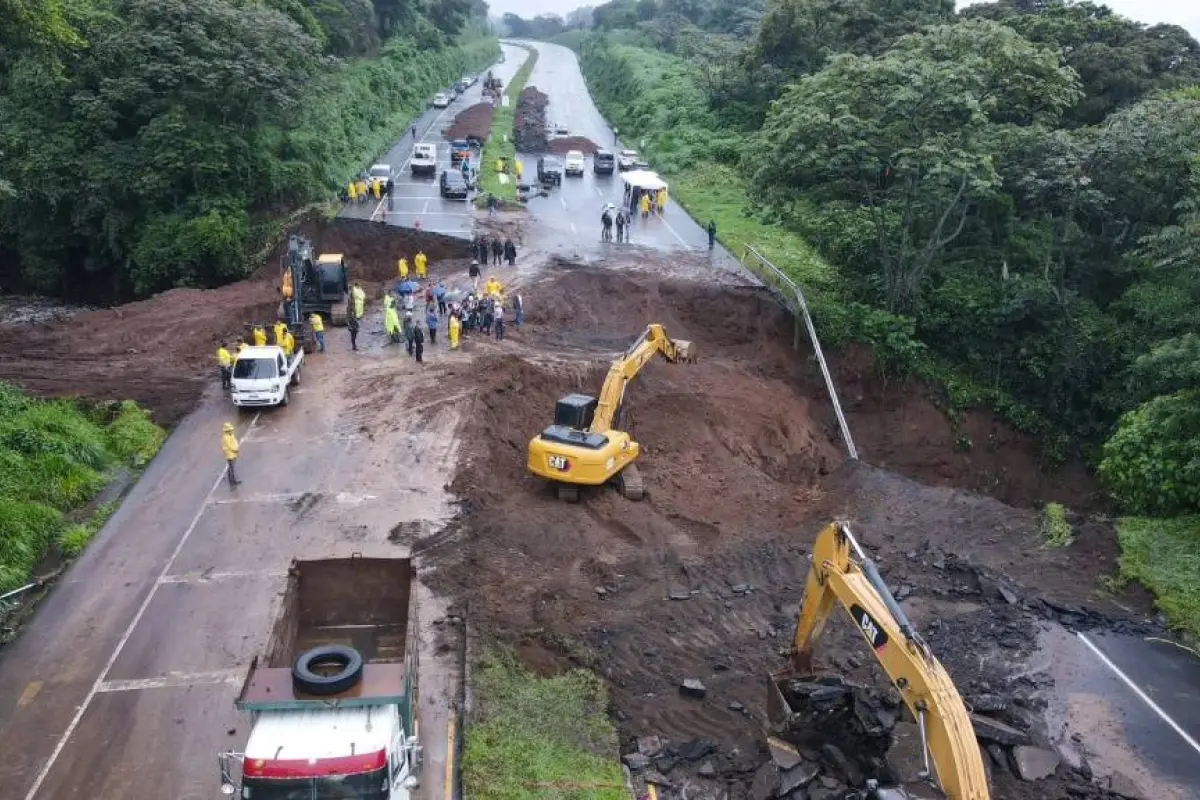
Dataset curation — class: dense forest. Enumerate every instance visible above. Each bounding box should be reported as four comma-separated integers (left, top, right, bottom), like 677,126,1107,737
516,1,1200,627
0,0,497,302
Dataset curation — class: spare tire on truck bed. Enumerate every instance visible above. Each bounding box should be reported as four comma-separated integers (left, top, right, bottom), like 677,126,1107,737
292,644,364,695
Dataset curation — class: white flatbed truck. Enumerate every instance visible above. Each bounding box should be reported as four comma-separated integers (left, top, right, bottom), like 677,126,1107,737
230,345,303,408
219,556,422,799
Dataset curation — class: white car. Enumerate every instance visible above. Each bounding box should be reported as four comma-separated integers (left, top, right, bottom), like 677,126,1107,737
410,144,437,176
617,149,640,171
432,93,450,108
564,150,585,176
368,163,392,183
462,75,475,87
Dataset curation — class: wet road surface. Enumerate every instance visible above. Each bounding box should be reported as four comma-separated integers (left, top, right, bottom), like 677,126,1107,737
339,45,528,238
0,303,474,800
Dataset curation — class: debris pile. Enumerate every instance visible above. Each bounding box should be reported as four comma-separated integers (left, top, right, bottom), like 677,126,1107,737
444,103,495,143
547,136,600,155
513,87,549,153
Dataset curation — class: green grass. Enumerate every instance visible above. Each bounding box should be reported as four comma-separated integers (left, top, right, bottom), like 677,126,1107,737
462,648,626,800
1116,516,1200,638
0,385,164,593
1040,502,1074,548
478,44,538,205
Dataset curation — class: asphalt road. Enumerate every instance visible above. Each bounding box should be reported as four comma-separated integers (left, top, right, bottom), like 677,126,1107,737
513,40,717,254
0,306,473,798
338,45,528,238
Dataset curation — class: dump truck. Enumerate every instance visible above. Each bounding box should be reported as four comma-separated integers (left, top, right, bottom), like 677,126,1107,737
219,556,423,798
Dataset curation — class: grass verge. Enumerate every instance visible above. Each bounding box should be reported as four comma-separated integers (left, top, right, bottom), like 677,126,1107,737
1116,516,1200,639
0,387,165,593
1040,502,1074,548
462,647,626,800
477,44,538,205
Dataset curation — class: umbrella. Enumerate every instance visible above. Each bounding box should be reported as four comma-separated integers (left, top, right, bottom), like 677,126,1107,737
398,280,419,294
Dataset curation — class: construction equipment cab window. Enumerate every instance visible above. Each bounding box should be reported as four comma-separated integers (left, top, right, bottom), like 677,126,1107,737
526,324,694,503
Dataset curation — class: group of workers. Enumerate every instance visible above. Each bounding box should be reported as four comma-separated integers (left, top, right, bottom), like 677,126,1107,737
473,234,517,266
627,185,668,218
343,174,394,204
395,250,429,280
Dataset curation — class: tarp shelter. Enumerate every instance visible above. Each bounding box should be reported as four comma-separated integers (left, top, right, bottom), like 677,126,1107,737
621,170,668,212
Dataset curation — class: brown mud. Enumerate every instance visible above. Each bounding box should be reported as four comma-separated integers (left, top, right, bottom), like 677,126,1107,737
0,218,471,424
547,136,601,155
444,102,495,141
428,262,1152,800
514,86,549,153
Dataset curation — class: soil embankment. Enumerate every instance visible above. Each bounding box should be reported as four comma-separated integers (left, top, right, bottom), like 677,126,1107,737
514,86,549,153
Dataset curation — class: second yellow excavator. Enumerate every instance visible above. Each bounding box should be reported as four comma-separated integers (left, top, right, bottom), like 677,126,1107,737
527,324,694,502
768,522,990,800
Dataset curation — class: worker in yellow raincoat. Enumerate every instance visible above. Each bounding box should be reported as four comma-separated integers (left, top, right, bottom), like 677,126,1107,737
640,192,651,218
253,325,267,347
515,160,524,180
309,312,325,353
351,283,366,319
273,320,287,347
281,270,293,301
484,276,503,298
372,179,382,200
397,257,409,280
347,181,357,202
384,303,401,343
217,344,233,389
415,250,427,278
283,329,296,357
448,312,461,350
222,422,241,488
355,179,367,202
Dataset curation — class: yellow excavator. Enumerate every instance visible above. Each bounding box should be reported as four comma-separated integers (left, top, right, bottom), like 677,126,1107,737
526,324,695,502
768,521,990,800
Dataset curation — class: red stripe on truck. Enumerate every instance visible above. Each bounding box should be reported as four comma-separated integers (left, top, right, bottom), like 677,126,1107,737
244,749,388,779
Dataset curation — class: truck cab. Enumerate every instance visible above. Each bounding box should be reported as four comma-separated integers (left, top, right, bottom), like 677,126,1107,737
220,557,422,799
230,345,302,408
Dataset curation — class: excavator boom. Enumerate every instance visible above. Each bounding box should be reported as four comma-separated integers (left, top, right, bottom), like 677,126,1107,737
769,522,990,800
590,323,693,433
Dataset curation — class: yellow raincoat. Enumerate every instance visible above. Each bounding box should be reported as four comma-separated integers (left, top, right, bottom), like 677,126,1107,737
273,322,287,347
397,258,409,279
309,313,324,333
352,285,366,318
253,326,267,347
385,306,401,338
283,331,295,357
415,251,427,278
449,315,461,349
222,429,239,461
217,347,232,367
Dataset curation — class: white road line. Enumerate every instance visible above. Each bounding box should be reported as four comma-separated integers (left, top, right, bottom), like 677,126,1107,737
96,670,243,693
388,211,472,219
596,187,604,197
571,222,577,235
422,200,430,214
22,412,262,800
560,196,567,209
158,569,288,585
659,214,692,249
1077,632,1200,757
372,101,460,222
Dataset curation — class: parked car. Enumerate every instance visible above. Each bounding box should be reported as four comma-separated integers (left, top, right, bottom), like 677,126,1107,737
537,156,563,186
440,170,469,199
450,139,471,164
368,163,392,183
564,150,585,177
617,149,640,171
462,75,475,87
593,150,615,175
432,93,450,108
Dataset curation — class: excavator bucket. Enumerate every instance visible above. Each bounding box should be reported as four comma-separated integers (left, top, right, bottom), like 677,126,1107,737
673,339,696,363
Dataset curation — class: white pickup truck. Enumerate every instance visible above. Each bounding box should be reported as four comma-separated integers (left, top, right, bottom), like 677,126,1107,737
230,345,303,408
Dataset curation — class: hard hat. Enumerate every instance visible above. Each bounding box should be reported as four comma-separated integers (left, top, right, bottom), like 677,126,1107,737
405,311,413,317
223,422,235,432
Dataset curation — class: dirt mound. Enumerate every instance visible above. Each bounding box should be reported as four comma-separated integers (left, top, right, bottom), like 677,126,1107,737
0,218,473,425
444,103,495,142
514,86,549,153
547,136,599,155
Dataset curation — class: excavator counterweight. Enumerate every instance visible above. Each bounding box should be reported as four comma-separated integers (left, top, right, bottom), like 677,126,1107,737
527,324,694,501
769,522,990,800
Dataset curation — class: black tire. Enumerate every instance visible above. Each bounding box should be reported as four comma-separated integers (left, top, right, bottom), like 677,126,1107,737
291,366,301,387
279,388,289,407
293,645,364,696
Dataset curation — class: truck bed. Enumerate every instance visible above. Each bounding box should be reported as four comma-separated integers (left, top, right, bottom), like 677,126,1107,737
236,556,415,712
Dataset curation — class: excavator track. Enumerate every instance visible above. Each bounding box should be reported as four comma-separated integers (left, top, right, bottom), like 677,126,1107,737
557,484,580,503
617,464,645,501
330,304,348,327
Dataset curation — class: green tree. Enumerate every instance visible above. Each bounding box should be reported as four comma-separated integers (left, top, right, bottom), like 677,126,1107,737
1100,391,1200,514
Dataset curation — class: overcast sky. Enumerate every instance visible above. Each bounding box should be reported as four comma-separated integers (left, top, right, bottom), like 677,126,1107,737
489,0,1200,41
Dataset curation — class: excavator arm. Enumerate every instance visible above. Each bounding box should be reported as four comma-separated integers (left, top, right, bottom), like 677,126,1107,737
770,522,990,800
589,324,694,433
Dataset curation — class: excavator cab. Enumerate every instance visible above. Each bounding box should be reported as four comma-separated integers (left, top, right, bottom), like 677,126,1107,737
527,324,694,503
768,522,989,800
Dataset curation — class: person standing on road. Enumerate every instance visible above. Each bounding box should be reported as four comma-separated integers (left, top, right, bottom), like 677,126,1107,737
217,343,233,389
412,322,425,363
222,422,241,488
309,312,325,353
273,320,287,348
503,237,516,265
403,311,416,356
493,300,505,341
385,303,401,343
615,211,626,244
513,292,523,327
426,306,439,344
491,237,503,266
449,311,462,350
434,282,447,316
347,181,357,203
487,194,498,217
415,250,428,279
397,256,409,280
640,192,651,219
707,220,717,250
477,237,489,264
411,124,417,139
469,259,481,291
253,325,267,347
352,282,366,319
347,307,360,351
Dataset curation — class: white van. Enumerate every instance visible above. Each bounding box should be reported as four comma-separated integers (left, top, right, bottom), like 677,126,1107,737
411,144,437,176
231,345,303,408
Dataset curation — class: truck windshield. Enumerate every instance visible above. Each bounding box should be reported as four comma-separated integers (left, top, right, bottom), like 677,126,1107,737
241,771,387,799
233,358,278,380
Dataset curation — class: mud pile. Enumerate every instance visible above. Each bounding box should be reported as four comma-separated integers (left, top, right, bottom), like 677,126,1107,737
514,86,549,153
547,136,600,155
0,219,472,424
444,103,495,142
428,264,1150,800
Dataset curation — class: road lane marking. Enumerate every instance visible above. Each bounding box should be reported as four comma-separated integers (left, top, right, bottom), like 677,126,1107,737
372,101,460,222
570,222,577,235
96,670,243,693
22,412,262,800
158,569,288,585
389,211,472,219
659,213,692,249
1077,632,1200,757
17,681,42,709
444,713,457,800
